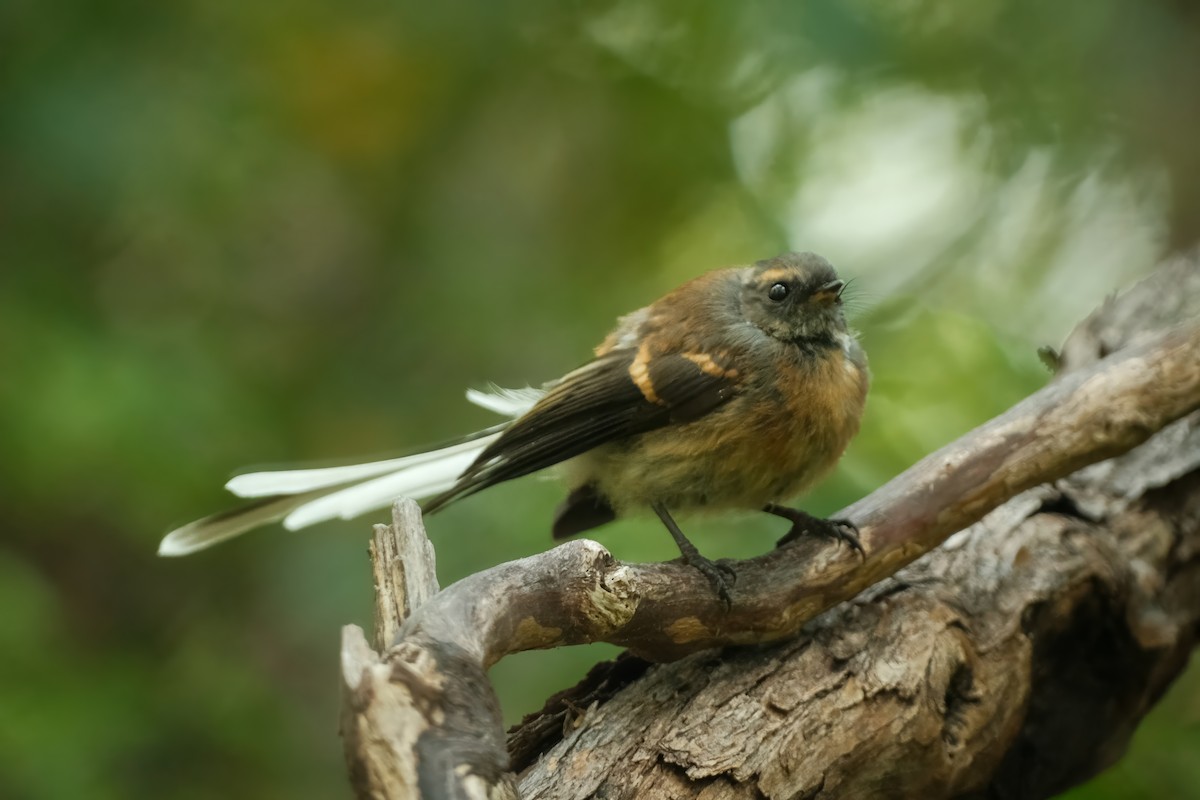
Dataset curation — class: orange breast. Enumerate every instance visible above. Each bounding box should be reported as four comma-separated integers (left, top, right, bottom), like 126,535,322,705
760,344,867,497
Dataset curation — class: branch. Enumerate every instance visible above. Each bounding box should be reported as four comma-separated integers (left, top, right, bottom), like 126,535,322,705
340,255,1200,798
407,322,1198,657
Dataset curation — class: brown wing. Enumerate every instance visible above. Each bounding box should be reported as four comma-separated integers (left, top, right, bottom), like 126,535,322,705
421,348,740,513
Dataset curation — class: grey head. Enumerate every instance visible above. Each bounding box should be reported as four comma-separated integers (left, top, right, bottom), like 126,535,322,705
739,251,849,345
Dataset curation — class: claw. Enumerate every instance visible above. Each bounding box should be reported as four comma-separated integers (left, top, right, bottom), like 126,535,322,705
687,557,737,609
766,505,865,560
821,517,864,559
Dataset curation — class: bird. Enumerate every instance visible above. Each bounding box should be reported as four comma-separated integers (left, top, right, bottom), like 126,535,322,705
159,251,870,603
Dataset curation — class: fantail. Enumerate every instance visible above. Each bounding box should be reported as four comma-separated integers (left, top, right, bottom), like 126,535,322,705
160,251,869,602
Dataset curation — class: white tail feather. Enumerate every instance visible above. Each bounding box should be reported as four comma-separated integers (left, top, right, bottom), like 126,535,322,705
226,454,433,498
158,385,541,556
225,431,500,498
281,435,496,529
464,385,542,416
224,386,539,499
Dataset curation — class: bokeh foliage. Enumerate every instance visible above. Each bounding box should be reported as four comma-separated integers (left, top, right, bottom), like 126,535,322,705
2,1,1198,798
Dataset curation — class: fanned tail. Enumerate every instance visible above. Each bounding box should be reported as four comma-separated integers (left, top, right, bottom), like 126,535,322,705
158,386,541,557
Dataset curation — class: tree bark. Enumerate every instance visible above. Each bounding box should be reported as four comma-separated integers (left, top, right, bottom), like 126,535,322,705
340,253,1200,799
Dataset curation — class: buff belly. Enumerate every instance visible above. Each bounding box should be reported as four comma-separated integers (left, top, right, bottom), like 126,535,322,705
565,393,856,515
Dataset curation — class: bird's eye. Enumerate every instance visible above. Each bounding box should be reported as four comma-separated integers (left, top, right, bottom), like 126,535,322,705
768,283,789,302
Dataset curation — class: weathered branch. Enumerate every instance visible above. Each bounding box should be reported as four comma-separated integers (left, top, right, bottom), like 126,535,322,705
340,254,1200,799
338,502,518,799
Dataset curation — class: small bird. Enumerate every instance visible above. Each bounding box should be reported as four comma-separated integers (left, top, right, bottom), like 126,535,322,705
160,251,869,602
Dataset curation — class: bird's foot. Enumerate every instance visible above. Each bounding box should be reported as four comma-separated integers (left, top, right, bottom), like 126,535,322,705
653,502,737,608
766,505,864,559
682,552,737,609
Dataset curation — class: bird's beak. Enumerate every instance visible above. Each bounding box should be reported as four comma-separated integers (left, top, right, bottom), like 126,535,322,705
811,279,845,304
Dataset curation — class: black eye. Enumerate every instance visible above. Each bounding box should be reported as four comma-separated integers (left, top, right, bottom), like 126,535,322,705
768,283,789,302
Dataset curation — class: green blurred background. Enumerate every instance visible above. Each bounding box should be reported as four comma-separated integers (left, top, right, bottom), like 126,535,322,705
3,1,1198,797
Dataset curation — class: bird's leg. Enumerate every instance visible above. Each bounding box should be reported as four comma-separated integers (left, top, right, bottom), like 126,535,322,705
763,503,864,558
652,502,735,607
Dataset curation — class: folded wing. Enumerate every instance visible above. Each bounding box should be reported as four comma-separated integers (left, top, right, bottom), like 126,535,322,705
423,349,740,512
